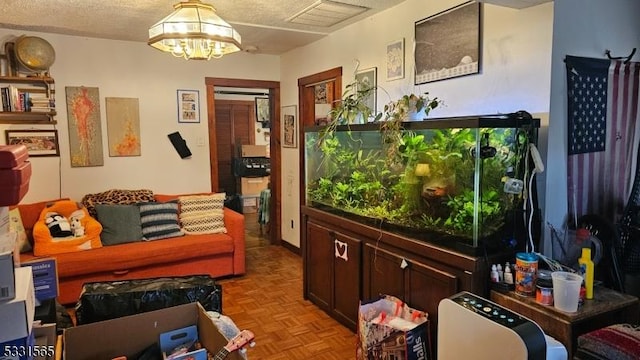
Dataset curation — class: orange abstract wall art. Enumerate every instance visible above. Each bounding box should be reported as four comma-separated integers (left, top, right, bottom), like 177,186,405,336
65,86,104,167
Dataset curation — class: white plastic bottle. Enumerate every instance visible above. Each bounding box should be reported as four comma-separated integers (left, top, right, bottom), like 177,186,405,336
497,264,504,282
491,264,499,282
504,266,514,285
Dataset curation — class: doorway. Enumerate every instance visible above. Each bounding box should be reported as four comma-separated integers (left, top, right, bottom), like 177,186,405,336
297,67,343,212
213,99,256,195
205,78,280,245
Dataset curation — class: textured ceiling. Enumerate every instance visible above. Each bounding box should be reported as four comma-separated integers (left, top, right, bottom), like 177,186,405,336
0,0,406,55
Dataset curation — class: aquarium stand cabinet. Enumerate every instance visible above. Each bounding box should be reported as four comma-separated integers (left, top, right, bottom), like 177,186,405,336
302,206,509,341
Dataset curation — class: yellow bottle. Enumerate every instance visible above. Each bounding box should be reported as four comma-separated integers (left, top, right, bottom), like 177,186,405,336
578,247,595,299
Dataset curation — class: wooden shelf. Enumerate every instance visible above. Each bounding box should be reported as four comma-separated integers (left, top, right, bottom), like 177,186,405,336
0,112,57,124
0,75,54,84
0,119,57,125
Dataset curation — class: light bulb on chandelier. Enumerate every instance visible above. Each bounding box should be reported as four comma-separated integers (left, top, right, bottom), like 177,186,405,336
148,0,241,60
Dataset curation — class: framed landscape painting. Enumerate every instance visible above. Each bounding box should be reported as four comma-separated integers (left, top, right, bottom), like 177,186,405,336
414,1,481,84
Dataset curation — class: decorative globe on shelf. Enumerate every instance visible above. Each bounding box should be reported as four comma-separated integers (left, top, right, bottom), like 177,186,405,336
13,35,56,74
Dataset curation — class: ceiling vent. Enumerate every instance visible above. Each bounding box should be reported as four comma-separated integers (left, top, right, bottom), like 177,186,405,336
286,0,369,27
478,0,552,9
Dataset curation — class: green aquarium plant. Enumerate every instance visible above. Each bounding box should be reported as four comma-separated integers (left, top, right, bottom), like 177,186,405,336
327,80,381,126
306,88,537,244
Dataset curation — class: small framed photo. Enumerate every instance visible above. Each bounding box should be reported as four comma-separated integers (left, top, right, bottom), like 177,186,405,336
5,129,60,157
355,67,377,116
386,38,405,81
255,97,270,123
177,89,200,123
281,105,297,148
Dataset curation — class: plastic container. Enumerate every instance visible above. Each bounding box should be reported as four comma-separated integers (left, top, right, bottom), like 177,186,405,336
535,270,554,305
551,271,583,312
578,247,595,299
515,252,538,297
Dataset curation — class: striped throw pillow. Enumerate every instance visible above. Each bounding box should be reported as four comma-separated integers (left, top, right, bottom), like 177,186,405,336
178,194,227,234
179,193,225,213
139,201,184,241
180,211,227,235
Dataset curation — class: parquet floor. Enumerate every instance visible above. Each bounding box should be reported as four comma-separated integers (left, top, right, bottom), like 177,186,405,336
219,213,357,359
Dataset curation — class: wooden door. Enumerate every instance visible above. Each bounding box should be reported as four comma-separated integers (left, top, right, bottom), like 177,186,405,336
213,100,255,195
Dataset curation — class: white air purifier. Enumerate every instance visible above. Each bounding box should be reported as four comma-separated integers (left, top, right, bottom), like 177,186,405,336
438,291,567,360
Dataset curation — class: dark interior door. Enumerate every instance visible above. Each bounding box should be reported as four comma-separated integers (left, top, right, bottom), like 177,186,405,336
214,100,255,195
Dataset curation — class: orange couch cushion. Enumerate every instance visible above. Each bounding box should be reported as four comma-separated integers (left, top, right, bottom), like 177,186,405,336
21,233,234,278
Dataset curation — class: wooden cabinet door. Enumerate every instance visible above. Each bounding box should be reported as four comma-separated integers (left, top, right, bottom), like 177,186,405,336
403,256,458,352
362,243,406,302
305,221,332,312
362,243,459,350
333,232,361,330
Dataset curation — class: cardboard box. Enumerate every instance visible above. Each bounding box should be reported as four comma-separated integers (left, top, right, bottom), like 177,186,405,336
33,322,57,360
241,196,258,214
0,232,17,301
21,258,58,302
0,330,35,360
62,302,244,360
0,266,35,343
240,145,267,158
239,176,269,196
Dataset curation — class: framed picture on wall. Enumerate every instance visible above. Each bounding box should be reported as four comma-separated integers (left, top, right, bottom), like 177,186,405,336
414,1,481,84
177,89,200,123
255,97,270,123
5,129,60,157
355,67,377,117
282,105,297,148
386,38,405,81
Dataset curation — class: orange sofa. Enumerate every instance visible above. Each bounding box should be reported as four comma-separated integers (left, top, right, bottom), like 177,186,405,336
17,193,245,305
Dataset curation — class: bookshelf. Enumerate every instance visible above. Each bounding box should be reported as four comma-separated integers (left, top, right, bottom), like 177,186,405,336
0,75,56,124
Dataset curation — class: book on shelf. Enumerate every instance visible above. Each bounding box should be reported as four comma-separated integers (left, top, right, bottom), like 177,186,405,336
0,86,9,112
0,84,55,113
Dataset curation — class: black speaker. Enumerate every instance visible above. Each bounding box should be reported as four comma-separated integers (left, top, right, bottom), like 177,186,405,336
168,131,192,159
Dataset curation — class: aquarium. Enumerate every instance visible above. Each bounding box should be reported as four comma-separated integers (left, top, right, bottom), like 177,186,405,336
304,114,540,255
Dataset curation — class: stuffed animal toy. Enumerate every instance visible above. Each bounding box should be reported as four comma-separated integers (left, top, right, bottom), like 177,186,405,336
45,212,73,238
69,209,85,237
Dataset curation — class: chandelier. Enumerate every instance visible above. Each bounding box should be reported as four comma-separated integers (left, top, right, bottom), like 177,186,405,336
148,0,242,60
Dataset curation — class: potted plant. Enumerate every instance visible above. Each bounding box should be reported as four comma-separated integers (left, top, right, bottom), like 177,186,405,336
327,80,380,125
383,92,440,122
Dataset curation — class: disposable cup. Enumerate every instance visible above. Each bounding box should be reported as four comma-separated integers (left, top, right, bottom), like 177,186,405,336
551,271,583,312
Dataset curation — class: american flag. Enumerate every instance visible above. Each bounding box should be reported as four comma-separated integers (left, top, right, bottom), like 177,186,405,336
565,55,640,224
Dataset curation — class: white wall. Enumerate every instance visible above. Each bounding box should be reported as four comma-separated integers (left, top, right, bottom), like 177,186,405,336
0,29,279,202
543,0,640,253
279,0,554,247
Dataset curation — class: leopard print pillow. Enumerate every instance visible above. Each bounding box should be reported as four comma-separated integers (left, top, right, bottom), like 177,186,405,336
82,189,155,218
